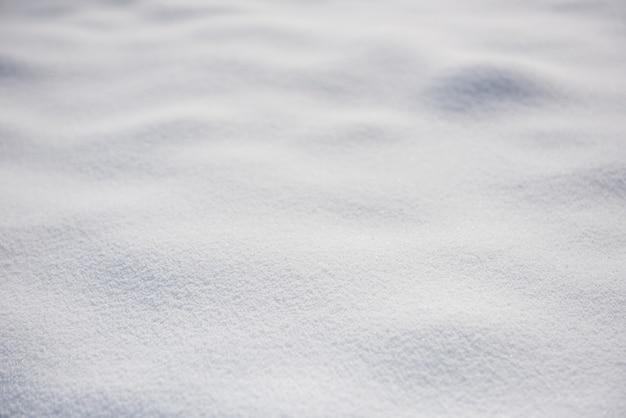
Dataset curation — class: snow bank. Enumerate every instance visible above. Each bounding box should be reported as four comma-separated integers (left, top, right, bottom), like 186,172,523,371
1,0,625,416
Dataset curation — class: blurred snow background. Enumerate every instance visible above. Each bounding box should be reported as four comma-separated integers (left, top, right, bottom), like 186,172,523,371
1,0,625,416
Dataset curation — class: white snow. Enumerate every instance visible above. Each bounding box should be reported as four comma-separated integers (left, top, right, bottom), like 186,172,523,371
1,0,625,416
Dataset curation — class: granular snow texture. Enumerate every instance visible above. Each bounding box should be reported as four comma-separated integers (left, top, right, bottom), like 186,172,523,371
1,0,625,416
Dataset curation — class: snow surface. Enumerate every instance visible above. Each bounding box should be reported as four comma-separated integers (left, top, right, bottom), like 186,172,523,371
1,0,626,416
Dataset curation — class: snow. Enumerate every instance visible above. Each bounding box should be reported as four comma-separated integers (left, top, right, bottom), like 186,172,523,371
1,0,625,416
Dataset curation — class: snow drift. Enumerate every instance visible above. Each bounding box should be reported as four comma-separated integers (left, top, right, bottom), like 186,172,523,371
1,0,625,416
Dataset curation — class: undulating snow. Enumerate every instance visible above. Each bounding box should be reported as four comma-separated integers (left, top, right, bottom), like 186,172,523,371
1,0,625,416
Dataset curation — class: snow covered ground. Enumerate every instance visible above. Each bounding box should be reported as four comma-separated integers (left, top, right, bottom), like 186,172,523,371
1,0,625,416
